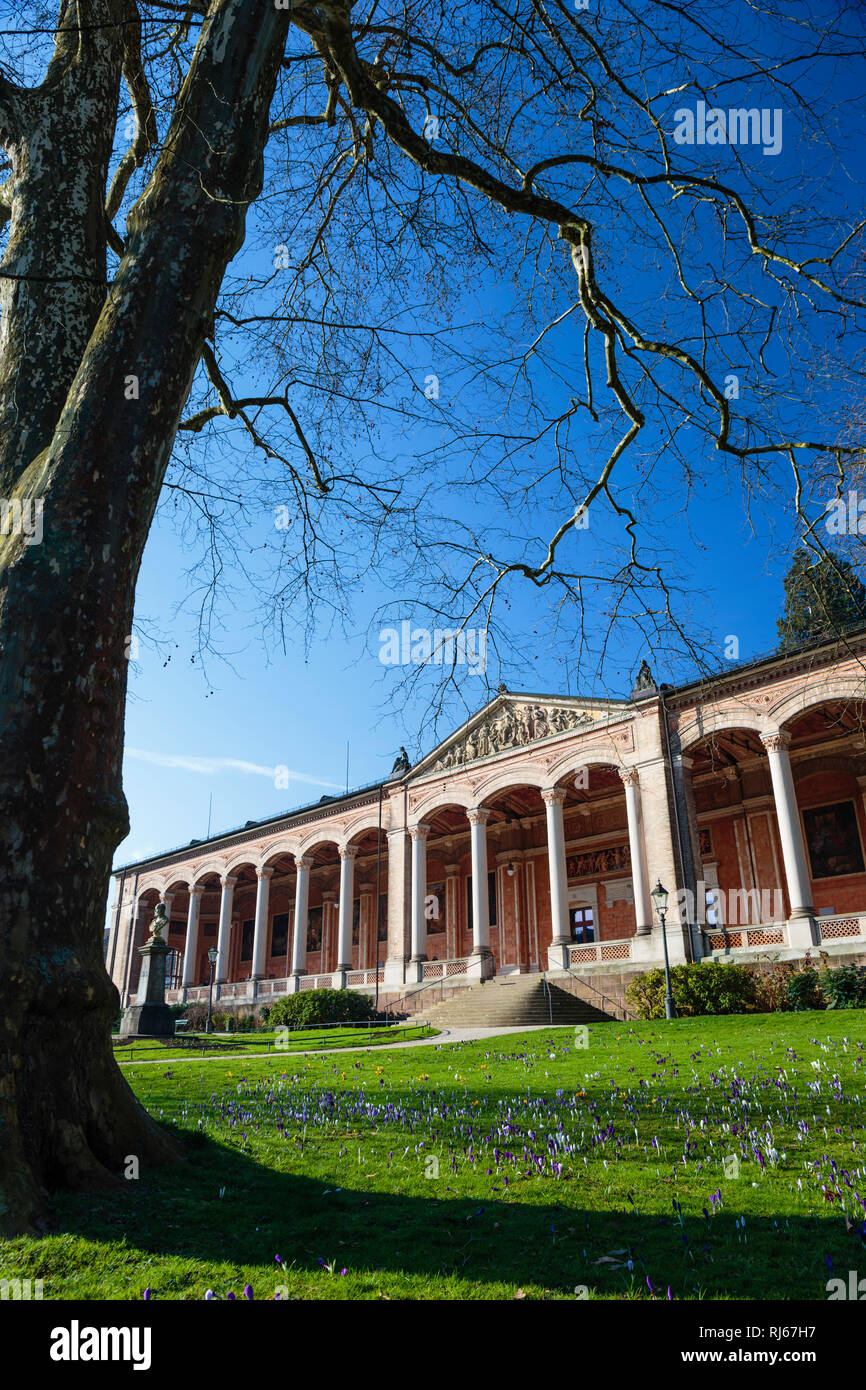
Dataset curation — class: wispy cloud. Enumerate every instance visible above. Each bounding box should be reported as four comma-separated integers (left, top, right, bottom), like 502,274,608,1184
125,748,343,789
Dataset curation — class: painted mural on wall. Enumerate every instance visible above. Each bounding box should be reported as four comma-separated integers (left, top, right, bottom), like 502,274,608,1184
802,800,866,879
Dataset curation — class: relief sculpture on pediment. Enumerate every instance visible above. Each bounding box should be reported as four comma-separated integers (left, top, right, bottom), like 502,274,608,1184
431,702,596,772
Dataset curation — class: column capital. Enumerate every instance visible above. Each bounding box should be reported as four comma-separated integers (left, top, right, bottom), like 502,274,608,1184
321,889,337,902
540,787,567,807
466,807,491,825
256,866,275,881
294,855,313,871
444,862,461,876
188,884,205,899
386,826,406,841
220,873,238,888
618,767,641,787
339,844,360,860
408,823,431,841
761,730,790,752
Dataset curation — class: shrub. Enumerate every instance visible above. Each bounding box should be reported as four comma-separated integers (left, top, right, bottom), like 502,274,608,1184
822,964,866,1009
748,960,796,1014
183,1002,210,1031
784,967,826,1012
625,961,756,1020
269,988,379,1028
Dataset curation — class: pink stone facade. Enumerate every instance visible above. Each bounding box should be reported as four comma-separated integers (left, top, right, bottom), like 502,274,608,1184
106,633,866,1009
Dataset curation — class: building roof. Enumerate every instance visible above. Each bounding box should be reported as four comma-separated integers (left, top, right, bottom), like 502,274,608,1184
112,620,866,878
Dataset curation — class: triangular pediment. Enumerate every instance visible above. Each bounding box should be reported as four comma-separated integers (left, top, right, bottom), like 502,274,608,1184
409,691,630,778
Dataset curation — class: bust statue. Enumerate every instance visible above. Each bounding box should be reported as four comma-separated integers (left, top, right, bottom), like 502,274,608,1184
147,901,169,943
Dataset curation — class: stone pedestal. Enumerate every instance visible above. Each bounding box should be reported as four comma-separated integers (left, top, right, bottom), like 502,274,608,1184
120,937,175,1037
467,948,494,980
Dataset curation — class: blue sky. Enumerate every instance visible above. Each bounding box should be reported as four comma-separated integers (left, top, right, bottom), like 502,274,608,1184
87,2,863,876
117,470,786,871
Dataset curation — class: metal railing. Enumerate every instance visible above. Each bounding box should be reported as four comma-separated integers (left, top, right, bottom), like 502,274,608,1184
540,971,554,1025
383,973,453,1018
554,961,634,1021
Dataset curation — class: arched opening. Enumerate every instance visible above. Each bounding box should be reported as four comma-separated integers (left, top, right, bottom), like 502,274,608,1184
416,803,480,967
682,726,785,929
552,764,637,949
342,827,389,974
783,699,866,923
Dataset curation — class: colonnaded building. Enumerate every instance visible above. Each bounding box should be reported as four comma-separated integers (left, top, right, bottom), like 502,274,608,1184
106,629,866,1016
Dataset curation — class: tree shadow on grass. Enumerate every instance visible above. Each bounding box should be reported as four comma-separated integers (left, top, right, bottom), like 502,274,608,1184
31,1125,863,1301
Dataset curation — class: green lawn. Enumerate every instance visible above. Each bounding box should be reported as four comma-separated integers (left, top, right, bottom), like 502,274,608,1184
4,1011,866,1300
110,1022,437,1063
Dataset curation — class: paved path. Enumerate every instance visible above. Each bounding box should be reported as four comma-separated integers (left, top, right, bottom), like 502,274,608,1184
116,1023,568,1067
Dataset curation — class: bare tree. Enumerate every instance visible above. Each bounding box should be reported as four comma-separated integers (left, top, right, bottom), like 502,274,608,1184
0,0,864,1233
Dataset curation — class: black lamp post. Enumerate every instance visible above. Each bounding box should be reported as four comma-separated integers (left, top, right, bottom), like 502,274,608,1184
651,879,677,1020
206,946,218,1034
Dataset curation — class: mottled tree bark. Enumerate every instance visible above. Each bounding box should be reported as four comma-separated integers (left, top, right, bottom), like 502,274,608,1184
0,0,290,1235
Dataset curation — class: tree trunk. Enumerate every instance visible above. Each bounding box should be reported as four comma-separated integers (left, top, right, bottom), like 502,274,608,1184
0,0,290,1236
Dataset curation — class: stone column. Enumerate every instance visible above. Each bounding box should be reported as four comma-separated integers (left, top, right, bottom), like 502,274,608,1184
251,866,273,985
409,824,430,980
761,732,816,946
291,857,312,976
467,808,494,978
444,862,460,960
337,847,358,974
321,890,337,975
542,789,571,968
385,821,409,987
181,885,204,987
215,873,236,986
620,768,653,936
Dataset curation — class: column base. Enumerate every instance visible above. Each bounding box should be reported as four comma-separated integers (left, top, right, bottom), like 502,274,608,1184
635,924,652,937
787,914,817,949
384,957,406,987
547,942,570,971
467,949,494,980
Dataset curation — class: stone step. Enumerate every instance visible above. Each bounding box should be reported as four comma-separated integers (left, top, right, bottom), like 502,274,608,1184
423,975,612,1028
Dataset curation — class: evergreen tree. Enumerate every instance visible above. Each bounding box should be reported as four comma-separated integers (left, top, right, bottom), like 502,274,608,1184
777,548,866,648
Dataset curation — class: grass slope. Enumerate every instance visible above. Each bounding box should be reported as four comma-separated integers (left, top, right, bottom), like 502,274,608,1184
3,1012,866,1300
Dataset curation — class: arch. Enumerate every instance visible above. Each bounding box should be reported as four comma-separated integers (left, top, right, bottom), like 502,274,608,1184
340,809,391,850
475,764,550,804
222,850,261,876
675,708,776,755
544,745,629,788
162,874,192,894
773,676,866,730
296,830,342,858
257,839,303,871
190,858,228,887
135,879,165,901
410,785,476,825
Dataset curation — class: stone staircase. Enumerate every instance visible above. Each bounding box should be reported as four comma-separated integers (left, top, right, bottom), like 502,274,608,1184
422,973,612,1028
